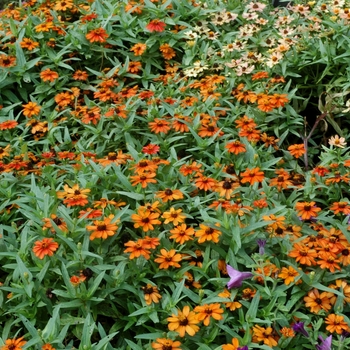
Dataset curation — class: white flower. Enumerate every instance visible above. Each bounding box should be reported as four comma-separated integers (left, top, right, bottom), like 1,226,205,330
328,135,347,148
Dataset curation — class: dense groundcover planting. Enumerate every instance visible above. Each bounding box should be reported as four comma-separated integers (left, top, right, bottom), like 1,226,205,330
1,0,350,349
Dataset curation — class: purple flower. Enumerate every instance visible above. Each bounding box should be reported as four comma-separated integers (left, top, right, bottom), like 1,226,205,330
292,322,310,338
238,347,248,350
316,335,332,350
257,239,266,255
226,264,253,289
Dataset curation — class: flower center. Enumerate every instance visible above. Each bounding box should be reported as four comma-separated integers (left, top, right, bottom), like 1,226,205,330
97,224,107,231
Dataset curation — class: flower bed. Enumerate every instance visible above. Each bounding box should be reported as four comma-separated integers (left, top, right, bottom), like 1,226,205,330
1,0,350,349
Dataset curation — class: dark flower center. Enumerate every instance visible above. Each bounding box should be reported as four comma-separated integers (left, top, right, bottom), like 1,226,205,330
53,217,62,225
179,318,189,326
223,181,232,189
74,190,81,195
165,189,173,195
142,218,150,223
304,205,311,211
275,227,284,235
315,298,322,305
97,224,107,231
342,249,349,256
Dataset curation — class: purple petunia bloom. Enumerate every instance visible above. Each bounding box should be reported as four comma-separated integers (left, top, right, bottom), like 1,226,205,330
316,335,332,350
257,239,266,255
226,264,253,289
238,346,248,350
292,322,310,338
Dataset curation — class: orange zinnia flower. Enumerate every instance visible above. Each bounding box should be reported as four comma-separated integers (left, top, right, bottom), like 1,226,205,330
72,70,88,80
42,214,68,233
156,188,184,202
151,338,181,350
154,248,182,269
0,120,18,130
278,266,300,285
86,214,119,240
127,61,142,73
86,28,109,43
288,243,317,266
42,344,56,350
329,201,350,215
325,314,350,334
149,118,171,134
222,338,241,350
130,172,157,188
167,305,200,337
33,238,59,259
0,54,16,68
124,239,151,260
142,284,162,305
1,337,26,350
22,101,41,118
162,207,186,225
159,44,176,60
146,19,166,32
169,224,195,244
252,325,279,347
20,38,39,50
194,175,217,191
194,303,224,326
40,69,59,82
131,209,161,232
235,115,256,129
295,201,321,220
195,223,221,243
288,144,305,158
225,140,246,154
240,167,264,185
304,288,333,314
130,43,147,56
218,289,242,311
252,71,269,80
317,252,341,273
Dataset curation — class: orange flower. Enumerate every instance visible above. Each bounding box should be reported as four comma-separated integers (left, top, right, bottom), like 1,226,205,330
222,338,241,350
194,303,224,326
22,101,41,118
329,201,350,215
42,344,56,350
317,252,341,273
194,175,217,191
270,93,289,108
42,214,68,233
325,314,350,334
278,266,300,285
33,238,59,259
239,127,261,142
72,70,88,80
288,144,305,158
180,162,202,176
131,209,161,232
288,243,317,266
252,325,279,347
86,28,109,43
167,305,200,337
20,38,39,50
1,337,26,350
154,248,182,269
54,92,73,107
257,96,276,112
280,327,295,338
240,167,264,185
124,239,151,260
40,69,59,82
0,54,16,68
162,207,186,225
130,43,147,56
252,71,269,80
152,338,181,350
169,224,195,244
156,188,184,202
225,140,246,154
304,288,333,314
86,214,119,240
54,0,73,10
218,289,242,311
235,115,256,130
0,120,18,130
142,284,162,305
127,61,142,73
146,19,166,32
149,118,171,134
57,184,90,207
130,172,157,188
215,178,239,199
295,201,321,220
159,44,176,60
195,223,221,243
